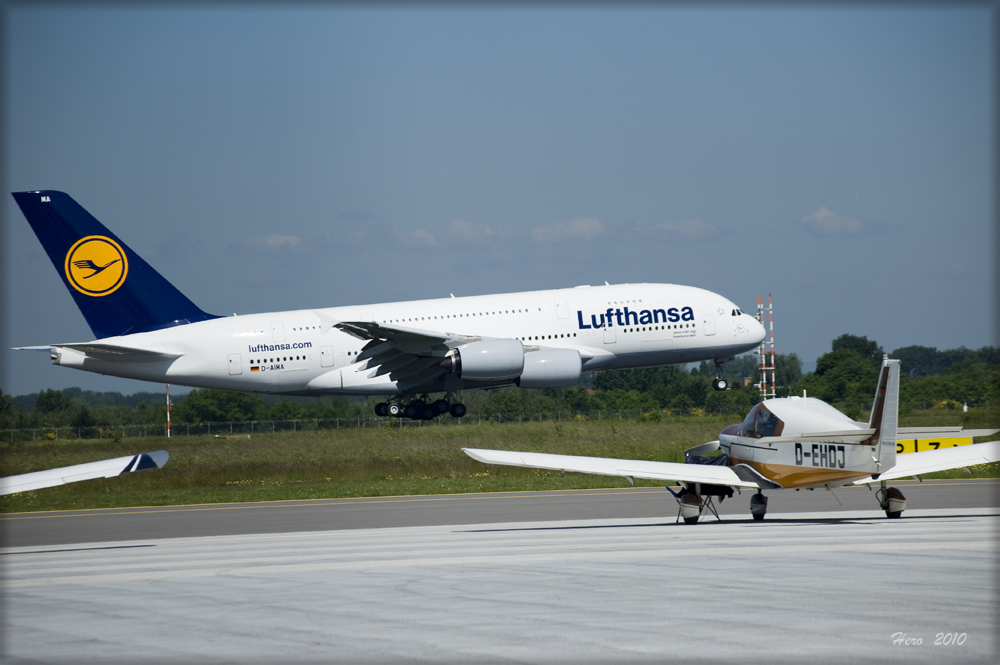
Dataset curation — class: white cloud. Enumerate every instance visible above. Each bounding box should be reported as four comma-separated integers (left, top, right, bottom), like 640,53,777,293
634,219,719,241
394,228,438,247
799,207,865,235
243,233,304,251
531,218,606,243
448,219,513,246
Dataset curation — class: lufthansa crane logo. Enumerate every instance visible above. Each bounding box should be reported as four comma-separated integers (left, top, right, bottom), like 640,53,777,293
64,236,128,296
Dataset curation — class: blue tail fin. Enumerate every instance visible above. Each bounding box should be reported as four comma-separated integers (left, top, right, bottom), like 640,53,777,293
13,190,220,339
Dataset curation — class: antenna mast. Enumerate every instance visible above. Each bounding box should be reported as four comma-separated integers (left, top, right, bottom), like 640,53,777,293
757,295,776,400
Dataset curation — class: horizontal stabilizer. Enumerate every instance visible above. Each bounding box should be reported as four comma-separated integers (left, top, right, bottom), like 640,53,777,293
853,441,1000,484
463,448,760,488
52,342,182,362
896,426,999,440
0,450,169,495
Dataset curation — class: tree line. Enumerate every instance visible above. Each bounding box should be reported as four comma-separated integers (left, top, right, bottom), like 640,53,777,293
1,336,995,432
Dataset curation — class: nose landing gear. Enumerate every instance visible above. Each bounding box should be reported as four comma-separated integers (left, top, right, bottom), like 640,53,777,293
711,357,733,391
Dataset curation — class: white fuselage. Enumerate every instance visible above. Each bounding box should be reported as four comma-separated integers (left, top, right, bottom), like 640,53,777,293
50,283,765,396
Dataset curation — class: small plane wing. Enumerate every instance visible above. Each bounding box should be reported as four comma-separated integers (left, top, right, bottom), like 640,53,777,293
853,440,1000,484
0,450,169,495
463,448,761,488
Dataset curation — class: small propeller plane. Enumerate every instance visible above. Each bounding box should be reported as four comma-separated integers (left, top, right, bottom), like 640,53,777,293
465,358,999,523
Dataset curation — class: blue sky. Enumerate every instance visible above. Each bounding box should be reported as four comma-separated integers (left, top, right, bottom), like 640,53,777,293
3,5,994,396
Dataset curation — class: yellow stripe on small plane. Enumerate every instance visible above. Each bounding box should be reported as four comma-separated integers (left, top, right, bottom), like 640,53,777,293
896,437,972,455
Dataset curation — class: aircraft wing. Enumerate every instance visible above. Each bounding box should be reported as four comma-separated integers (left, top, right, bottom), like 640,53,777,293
463,448,761,488
853,440,1000,484
334,320,484,388
0,450,169,496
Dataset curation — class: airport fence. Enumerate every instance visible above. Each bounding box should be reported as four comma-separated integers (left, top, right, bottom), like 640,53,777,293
0,400,969,444
2,409,661,443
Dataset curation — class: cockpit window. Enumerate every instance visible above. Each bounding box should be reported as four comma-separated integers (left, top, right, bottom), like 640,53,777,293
739,406,757,437
739,403,784,438
755,404,783,437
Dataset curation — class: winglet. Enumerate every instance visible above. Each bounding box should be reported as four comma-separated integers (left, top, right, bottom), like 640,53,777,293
0,450,169,496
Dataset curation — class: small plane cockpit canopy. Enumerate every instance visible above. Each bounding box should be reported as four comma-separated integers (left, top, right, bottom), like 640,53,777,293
739,403,784,438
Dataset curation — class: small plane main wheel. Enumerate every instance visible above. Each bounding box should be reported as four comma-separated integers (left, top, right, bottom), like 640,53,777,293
433,399,450,414
712,378,728,391
388,403,403,417
449,402,467,418
750,491,768,521
683,516,699,525
374,402,388,417
886,510,902,519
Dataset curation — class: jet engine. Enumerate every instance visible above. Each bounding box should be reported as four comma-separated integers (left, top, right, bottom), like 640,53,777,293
440,339,524,381
517,348,582,388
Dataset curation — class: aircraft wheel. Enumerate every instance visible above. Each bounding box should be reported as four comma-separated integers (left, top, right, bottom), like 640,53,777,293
750,491,767,521
712,378,728,391
423,407,437,420
404,403,419,418
433,399,450,414
449,402,467,418
683,516,699,525
388,403,403,417
374,402,388,417
886,510,902,519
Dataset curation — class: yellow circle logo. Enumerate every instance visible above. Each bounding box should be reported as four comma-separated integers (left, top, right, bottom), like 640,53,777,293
64,236,128,297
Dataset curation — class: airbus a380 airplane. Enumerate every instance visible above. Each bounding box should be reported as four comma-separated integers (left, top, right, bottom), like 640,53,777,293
13,191,765,419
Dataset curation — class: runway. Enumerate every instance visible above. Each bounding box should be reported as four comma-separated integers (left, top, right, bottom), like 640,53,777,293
3,478,998,548
2,481,998,664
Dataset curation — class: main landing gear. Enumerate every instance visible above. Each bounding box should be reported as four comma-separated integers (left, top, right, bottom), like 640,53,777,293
750,490,768,521
668,483,734,524
876,481,906,518
374,395,467,421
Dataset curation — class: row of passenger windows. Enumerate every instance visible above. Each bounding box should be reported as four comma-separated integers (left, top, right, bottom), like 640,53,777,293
251,356,305,364
383,308,540,324
519,333,577,341
624,324,693,332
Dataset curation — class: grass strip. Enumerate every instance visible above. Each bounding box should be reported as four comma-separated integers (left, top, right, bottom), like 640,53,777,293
2,412,997,513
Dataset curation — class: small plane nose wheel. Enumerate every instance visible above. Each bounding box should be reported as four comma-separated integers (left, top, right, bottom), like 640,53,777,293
876,481,906,518
750,490,768,521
